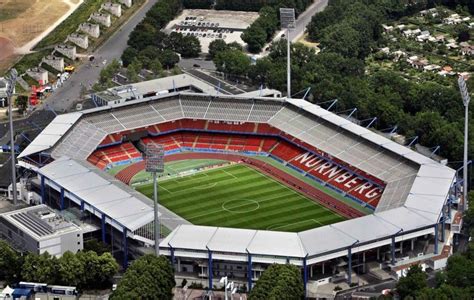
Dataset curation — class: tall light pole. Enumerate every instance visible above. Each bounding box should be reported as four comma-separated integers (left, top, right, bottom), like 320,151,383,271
145,143,164,255
280,8,295,98
458,75,471,212
6,69,18,206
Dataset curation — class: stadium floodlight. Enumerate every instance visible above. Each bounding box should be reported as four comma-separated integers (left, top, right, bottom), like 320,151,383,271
280,8,295,99
145,143,165,255
458,75,471,211
6,69,18,206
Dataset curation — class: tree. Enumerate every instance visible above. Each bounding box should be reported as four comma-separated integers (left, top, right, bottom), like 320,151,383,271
127,58,143,83
159,50,180,69
0,240,22,283
15,95,28,114
110,255,175,300
22,252,58,284
58,251,84,286
180,36,201,58
209,39,228,59
249,264,304,300
396,265,427,299
214,49,251,77
77,251,118,289
149,59,163,76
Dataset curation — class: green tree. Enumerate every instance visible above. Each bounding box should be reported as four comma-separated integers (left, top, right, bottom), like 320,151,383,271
77,251,118,289
110,255,175,300
15,95,29,114
0,240,23,283
22,252,58,284
180,36,201,58
209,39,228,59
214,49,251,77
149,59,163,76
127,58,143,83
396,265,427,299
159,50,180,69
58,251,84,286
249,264,304,300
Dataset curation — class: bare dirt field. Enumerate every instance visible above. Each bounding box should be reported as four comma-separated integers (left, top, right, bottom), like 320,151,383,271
0,0,73,74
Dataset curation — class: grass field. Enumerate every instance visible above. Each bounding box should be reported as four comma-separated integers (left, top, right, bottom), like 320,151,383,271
130,159,228,184
136,164,346,232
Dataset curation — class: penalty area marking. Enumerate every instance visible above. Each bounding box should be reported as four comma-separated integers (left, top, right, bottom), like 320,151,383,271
222,199,260,214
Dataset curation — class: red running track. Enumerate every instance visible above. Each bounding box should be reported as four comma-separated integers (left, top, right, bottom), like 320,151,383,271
115,152,364,219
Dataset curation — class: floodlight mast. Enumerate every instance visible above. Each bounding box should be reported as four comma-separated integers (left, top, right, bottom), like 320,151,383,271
458,75,471,211
280,8,295,98
145,143,165,255
6,69,18,206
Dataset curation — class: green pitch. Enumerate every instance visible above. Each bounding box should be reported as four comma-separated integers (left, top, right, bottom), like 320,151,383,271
136,164,346,232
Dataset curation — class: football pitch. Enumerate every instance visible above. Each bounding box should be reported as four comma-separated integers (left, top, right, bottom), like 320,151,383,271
136,164,346,232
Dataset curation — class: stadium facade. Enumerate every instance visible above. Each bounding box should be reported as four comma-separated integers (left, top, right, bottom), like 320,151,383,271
17,91,462,296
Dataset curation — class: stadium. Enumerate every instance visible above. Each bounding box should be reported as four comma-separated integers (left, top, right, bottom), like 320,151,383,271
17,91,461,296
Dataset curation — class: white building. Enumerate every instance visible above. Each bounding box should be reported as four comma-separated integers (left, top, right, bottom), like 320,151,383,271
0,205,83,256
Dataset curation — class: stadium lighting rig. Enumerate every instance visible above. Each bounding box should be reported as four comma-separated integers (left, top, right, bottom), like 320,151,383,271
6,69,18,206
280,8,295,98
145,143,165,255
458,75,471,211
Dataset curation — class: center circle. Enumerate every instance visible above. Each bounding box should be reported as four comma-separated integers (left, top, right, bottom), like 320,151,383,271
222,199,260,214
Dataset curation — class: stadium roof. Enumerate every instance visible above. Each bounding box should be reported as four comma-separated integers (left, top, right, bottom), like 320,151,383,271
161,204,440,259
37,157,154,232
19,92,456,246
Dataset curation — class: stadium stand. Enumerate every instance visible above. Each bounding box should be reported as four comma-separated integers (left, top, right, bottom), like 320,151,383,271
87,142,142,169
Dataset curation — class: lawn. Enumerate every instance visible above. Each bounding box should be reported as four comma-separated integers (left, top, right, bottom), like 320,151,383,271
136,164,346,232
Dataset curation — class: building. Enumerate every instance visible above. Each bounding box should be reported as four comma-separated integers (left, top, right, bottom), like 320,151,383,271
17,84,459,296
0,205,83,256
91,74,281,106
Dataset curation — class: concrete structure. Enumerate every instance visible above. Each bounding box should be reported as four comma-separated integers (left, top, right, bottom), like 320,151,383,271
0,205,83,256
79,22,100,38
119,0,133,8
42,55,64,72
67,33,89,49
91,12,112,27
54,44,76,60
91,74,281,106
101,2,122,17
26,67,49,84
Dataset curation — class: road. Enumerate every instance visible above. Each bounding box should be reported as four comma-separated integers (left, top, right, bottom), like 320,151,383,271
261,0,328,56
43,0,158,112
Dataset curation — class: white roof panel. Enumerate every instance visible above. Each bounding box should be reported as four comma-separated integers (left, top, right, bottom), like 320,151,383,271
298,225,355,255
18,113,82,158
166,225,218,251
207,228,257,253
247,231,306,258
376,207,434,231
331,215,401,242
38,157,154,231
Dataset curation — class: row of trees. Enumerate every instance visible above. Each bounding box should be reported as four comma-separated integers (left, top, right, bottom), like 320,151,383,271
0,240,118,290
241,6,279,53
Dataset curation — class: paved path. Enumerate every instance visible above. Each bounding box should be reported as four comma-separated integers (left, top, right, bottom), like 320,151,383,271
43,0,158,113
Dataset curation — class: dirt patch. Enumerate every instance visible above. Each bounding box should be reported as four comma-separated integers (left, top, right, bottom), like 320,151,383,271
0,0,69,48
0,36,16,75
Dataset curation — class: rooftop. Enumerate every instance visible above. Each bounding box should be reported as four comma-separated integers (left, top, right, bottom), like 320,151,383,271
0,205,81,240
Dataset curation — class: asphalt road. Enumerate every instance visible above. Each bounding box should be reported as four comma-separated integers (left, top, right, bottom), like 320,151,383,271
43,0,159,113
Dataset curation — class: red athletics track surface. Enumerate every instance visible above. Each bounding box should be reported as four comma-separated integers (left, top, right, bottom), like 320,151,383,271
115,152,365,219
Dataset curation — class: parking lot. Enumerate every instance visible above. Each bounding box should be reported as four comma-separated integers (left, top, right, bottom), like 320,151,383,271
164,9,259,53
